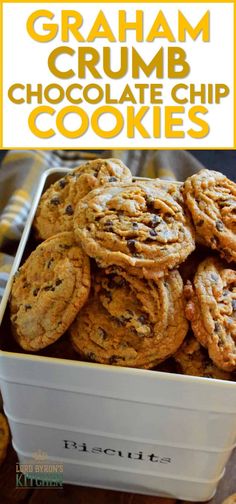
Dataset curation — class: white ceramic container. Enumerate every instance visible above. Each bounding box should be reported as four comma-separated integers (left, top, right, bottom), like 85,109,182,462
0,168,235,501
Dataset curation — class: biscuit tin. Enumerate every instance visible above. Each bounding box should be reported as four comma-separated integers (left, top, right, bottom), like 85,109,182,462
0,168,236,501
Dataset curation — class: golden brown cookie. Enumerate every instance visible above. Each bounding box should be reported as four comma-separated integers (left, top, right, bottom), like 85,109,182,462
34,158,132,240
0,413,10,465
10,232,90,351
70,268,188,369
74,181,195,273
183,169,236,262
222,494,236,504
137,179,184,203
184,257,236,371
174,335,231,380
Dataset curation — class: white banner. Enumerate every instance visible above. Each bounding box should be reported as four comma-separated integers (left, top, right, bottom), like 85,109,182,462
2,2,234,148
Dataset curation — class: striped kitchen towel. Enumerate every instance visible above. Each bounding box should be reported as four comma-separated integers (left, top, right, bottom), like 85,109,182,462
0,149,204,304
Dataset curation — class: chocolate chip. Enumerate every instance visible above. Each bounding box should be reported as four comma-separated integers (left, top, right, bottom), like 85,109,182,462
50,197,60,205
108,176,117,182
117,316,126,326
59,244,70,249
58,178,67,189
104,290,112,301
232,300,236,311
25,304,32,310
132,222,139,229
196,219,204,227
55,279,62,286
47,258,54,268
138,314,148,324
98,328,108,339
87,352,96,361
43,285,55,292
215,220,224,232
116,277,126,288
107,276,116,289
124,310,133,320
104,220,113,232
149,215,161,228
109,355,120,364
149,229,157,237
211,235,220,246
146,197,154,209
214,322,220,332
127,239,136,254
33,288,39,296
65,205,74,215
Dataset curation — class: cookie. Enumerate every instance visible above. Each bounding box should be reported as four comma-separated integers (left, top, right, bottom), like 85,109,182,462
70,268,188,368
174,335,231,380
10,232,90,351
74,181,195,272
138,179,184,203
182,169,236,262
184,257,236,371
34,158,132,240
222,494,236,504
0,413,10,465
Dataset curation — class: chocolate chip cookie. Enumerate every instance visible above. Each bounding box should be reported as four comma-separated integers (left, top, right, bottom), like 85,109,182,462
184,257,236,371
222,494,236,504
0,413,10,465
174,334,232,380
34,158,132,240
74,181,195,273
183,169,236,262
70,268,188,368
10,232,90,351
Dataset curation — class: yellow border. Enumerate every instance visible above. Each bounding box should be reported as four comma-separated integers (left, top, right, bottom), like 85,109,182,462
0,2,2,148
1,146,235,150
1,0,235,2
0,0,235,149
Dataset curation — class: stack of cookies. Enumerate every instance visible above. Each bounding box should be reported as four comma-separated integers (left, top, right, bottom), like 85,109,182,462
9,160,236,379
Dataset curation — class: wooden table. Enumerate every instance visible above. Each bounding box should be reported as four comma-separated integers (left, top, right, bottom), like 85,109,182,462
0,443,235,504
